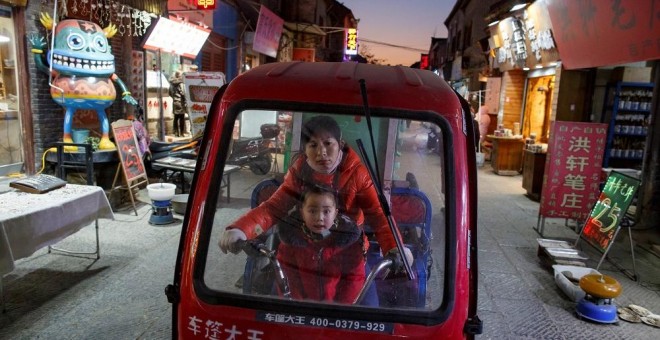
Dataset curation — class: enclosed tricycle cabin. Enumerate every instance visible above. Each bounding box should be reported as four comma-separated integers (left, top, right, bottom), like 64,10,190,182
169,61,480,339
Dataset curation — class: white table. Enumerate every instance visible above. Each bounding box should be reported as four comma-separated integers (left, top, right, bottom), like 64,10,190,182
0,184,114,310
152,157,240,203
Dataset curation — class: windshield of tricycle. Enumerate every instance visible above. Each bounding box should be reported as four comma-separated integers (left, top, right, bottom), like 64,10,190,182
198,108,453,322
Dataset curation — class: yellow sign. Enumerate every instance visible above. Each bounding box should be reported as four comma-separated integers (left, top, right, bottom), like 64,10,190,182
196,0,216,10
345,28,358,56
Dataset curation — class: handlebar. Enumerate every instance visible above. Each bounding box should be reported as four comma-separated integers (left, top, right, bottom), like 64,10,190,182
237,239,291,299
238,240,401,305
353,258,394,305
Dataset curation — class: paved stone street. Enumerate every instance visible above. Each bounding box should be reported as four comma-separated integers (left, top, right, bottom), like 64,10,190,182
1,164,659,339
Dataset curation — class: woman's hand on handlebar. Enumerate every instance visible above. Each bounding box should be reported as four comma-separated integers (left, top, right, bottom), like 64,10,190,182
385,247,414,273
219,228,247,254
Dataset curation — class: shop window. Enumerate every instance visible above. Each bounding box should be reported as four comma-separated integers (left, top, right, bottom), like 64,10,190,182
200,33,227,73
0,9,22,175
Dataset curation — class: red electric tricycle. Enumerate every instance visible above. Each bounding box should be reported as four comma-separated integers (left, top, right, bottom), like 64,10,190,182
167,62,481,339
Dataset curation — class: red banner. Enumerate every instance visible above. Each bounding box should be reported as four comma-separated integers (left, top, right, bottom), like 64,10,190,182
539,122,608,221
292,48,315,62
546,0,660,69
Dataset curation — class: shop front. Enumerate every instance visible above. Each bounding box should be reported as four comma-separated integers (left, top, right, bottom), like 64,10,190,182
544,0,660,226
483,1,560,181
0,1,24,176
483,0,659,225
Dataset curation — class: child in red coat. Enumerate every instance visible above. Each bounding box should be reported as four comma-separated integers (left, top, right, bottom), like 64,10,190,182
276,184,366,304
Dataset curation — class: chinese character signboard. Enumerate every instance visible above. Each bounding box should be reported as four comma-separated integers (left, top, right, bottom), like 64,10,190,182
546,0,660,69
253,5,284,58
581,171,640,253
195,0,215,10
493,2,559,71
539,121,608,221
345,28,358,56
292,48,315,62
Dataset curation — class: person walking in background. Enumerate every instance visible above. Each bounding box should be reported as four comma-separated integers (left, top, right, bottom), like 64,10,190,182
169,71,187,137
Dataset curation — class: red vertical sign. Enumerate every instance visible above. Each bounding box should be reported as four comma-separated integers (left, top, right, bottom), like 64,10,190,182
420,54,429,69
539,122,608,221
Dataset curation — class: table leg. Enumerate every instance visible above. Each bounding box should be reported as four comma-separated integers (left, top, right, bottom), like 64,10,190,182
1,276,4,313
226,172,231,203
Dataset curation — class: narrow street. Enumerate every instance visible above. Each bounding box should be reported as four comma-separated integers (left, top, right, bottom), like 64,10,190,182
1,159,658,338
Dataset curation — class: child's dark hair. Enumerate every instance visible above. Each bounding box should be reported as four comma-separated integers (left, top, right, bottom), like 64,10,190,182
301,115,342,145
300,184,338,206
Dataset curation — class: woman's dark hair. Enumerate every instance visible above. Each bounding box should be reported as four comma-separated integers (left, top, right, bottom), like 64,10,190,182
301,115,342,145
300,184,338,206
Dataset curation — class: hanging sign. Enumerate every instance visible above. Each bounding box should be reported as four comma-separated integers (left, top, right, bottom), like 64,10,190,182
547,0,660,69
581,171,640,252
253,5,284,58
539,121,608,221
142,17,210,59
345,28,358,56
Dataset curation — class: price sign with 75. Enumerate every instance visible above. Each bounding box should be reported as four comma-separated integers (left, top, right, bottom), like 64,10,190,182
581,172,640,252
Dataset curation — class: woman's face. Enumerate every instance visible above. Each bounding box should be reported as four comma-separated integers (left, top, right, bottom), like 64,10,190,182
301,192,338,234
304,131,341,173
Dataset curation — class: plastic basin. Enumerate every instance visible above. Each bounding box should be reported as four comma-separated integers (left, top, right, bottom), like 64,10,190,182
147,183,177,201
171,194,189,215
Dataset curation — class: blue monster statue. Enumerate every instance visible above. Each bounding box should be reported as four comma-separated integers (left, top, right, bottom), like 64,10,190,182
29,13,137,151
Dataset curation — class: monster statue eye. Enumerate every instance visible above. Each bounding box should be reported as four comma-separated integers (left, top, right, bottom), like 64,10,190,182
67,33,85,51
93,35,108,53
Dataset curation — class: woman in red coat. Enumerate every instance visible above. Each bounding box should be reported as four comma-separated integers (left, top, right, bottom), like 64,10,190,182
219,116,413,267
277,184,365,303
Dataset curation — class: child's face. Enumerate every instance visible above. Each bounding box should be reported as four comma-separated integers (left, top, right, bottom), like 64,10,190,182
304,131,341,173
301,192,338,234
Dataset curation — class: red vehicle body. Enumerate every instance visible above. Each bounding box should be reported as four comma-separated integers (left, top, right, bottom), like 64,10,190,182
168,62,481,339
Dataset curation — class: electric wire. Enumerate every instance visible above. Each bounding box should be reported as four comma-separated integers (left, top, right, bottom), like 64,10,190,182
359,38,428,53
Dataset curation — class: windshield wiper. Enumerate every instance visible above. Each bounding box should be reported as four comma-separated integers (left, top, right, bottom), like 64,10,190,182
356,79,415,281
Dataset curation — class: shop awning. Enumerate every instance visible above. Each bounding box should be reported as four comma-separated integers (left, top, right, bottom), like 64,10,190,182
546,0,660,69
284,22,326,36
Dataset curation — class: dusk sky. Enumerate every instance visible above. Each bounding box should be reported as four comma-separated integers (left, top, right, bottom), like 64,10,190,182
339,0,457,66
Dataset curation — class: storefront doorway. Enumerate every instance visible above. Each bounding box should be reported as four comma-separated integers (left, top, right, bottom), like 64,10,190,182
522,74,554,143
0,6,21,176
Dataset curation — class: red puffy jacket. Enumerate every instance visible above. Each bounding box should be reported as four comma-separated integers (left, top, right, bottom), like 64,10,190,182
230,146,398,253
277,213,366,303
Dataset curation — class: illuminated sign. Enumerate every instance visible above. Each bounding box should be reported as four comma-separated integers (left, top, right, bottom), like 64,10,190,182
195,0,216,10
581,171,640,252
420,54,429,69
142,17,211,59
345,28,358,56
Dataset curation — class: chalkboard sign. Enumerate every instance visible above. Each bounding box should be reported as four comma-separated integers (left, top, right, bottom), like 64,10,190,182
580,171,640,252
111,120,147,182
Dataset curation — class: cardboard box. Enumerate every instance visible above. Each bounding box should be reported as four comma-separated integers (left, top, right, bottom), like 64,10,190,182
611,67,652,83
